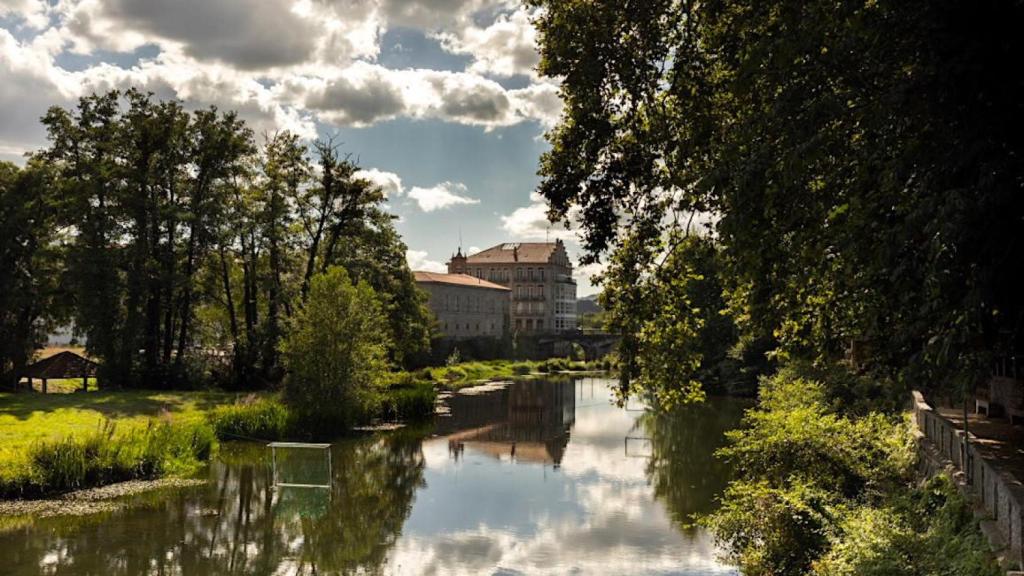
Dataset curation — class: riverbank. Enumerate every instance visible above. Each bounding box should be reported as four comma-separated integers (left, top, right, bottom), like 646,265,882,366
403,357,614,390
705,364,1002,575
0,477,206,520
0,358,612,502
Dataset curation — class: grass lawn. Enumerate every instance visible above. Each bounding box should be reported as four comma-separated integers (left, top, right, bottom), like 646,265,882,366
0,389,243,460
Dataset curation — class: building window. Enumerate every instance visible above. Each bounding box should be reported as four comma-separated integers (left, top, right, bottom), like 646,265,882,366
516,268,523,281
537,320,544,330
539,269,545,281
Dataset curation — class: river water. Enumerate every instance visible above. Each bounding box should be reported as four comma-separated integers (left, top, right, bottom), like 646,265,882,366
1,376,745,575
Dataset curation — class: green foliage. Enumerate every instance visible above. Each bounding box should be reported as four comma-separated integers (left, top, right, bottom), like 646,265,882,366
707,364,995,574
813,476,1001,576
379,377,437,421
209,397,291,441
282,267,391,434
446,347,462,367
604,233,741,406
706,479,836,576
0,160,63,387
529,0,1024,402
25,90,429,390
0,419,216,499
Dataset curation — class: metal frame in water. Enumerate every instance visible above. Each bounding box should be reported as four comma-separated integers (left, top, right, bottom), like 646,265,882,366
268,442,333,490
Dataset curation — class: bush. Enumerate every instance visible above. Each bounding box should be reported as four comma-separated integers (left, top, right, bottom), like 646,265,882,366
0,419,216,499
283,267,392,435
380,380,436,421
813,476,1001,576
511,363,532,376
708,362,997,575
721,371,915,498
705,479,835,576
210,398,291,441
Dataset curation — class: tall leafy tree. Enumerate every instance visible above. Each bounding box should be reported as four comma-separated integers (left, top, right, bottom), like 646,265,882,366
41,90,253,387
529,0,1024,397
0,160,63,386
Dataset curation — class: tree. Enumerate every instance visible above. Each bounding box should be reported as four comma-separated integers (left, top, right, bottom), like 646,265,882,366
604,231,739,405
40,90,254,387
529,0,1024,399
0,160,63,387
282,267,391,433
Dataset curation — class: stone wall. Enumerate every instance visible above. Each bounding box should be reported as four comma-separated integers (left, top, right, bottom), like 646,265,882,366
912,391,1024,567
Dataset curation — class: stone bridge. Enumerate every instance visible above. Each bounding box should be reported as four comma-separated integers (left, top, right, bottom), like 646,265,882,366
537,331,620,361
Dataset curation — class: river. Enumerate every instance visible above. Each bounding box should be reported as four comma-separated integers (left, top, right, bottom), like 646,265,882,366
1,376,746,575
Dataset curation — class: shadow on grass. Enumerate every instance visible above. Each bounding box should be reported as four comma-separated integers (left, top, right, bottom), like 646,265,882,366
0,390,232,422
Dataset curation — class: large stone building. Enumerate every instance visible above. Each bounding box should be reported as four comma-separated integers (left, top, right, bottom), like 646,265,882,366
448,240,577,333
413,271,510,340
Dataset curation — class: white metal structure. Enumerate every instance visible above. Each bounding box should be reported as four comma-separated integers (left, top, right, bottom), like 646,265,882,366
268,442,332,489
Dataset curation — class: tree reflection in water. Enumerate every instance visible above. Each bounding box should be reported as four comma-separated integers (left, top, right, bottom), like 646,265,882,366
0,432,425,576
639,397,749,530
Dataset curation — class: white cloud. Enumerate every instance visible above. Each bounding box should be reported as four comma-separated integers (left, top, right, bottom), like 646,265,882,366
406,249,447,273
408,181,479,212
0,0,49,29
0,0,565,161
60,0,380,70
500,192,578,242
574,261,607,295
355,167,404,198
437,7,540,78
287,63,552,129
378,0,493,30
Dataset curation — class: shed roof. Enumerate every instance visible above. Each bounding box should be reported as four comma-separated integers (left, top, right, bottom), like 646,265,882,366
413,271,511,291
21,351,98,379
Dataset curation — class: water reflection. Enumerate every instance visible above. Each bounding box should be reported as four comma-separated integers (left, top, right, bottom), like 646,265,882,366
0,377,742,575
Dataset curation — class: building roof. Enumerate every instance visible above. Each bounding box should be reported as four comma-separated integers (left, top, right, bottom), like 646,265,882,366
413,271,511,291
464,242,560,264
21,351,99,379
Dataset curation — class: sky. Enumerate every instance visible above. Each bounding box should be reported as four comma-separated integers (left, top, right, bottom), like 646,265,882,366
0,0,603,295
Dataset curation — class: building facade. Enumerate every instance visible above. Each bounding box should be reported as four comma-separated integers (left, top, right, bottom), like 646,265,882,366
448,240,577,333
413,271,510,340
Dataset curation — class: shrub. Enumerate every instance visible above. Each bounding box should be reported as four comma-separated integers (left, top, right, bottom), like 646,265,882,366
283,267,392,435
210,398,291,441
721,371,915,498
709,362,996,575
705,479,835,576
380,381,437,421
511,363,532,376
813,477,1001,576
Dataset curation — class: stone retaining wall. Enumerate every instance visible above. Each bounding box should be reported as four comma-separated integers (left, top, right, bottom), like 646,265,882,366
912,391,1024,567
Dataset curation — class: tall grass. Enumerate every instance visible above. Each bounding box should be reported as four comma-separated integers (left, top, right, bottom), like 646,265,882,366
0,419,216,500
209,398,291,441
379,378,436,421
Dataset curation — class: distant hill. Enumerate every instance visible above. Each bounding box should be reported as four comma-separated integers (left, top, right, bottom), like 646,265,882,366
577,294,602,315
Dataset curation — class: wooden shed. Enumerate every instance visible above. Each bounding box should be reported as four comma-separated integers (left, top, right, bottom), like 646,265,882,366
20,351,99,393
